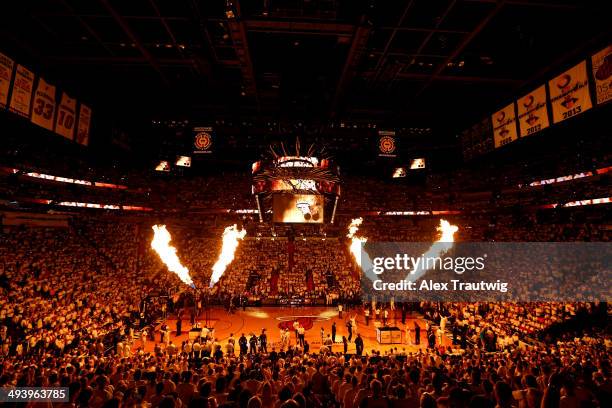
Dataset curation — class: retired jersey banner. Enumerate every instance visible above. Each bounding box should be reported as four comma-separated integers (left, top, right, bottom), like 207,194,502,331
55,92,77,140
492,103,518,148
517,85,550,137
193,126,214,154
31,77,57,131
0,52,14,109
76,104,91,146
9,64,34,118
549,61,592,124
591,45,612,105
377,130,397,158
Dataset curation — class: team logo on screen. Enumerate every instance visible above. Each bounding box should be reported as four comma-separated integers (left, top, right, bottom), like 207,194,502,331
296,201,321,221
379,136,396,154
557,74,578,109
194,132,212,150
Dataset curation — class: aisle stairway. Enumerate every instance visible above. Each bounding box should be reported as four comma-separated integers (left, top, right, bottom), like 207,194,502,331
269,269,280,296
306,270,315,291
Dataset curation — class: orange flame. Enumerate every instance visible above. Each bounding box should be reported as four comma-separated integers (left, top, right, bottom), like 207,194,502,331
437,219,458,242
151,225,194,287
209,225,247,287
347,217,368,267
406,219,459,281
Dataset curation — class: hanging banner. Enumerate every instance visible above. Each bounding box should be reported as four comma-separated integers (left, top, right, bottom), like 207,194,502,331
76,104,91,146
591,45,612,105
55,92,77,140
549,61,592,124
0,52,14,109
31,77,57,131
9,64,34,118
492,103,518,148
517,85,550,137
193,126,214,154
377,130,397,158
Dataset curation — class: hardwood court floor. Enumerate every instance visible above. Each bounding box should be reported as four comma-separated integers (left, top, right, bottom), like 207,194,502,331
145,306,452,355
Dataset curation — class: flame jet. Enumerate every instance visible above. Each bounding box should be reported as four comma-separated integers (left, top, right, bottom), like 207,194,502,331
347,218,377,282
346,218,458,283
404,219,458,282
151,225,195,288
209,225,247,288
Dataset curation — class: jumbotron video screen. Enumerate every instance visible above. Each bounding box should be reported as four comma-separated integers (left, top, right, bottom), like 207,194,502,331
272,193,324,223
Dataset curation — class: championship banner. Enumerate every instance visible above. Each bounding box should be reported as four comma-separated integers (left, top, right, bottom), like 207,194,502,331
492,103,518,148
76,104,91,146
55,92,77,140
0,52,14,109
591,45,612,105
548,61,592,124
193,126,214,154
31,77,57,131
377,130,397,158
9,64,34,118
517,85,550,137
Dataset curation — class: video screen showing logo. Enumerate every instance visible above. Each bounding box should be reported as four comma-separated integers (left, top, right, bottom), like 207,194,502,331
409,158,426,169
273,194,324,223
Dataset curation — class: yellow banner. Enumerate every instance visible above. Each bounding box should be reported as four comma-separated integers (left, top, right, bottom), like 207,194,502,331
0,52,14,108
492,103,518,148
591,45,612,105
55,92,77,140
31,77,57,131
76,104,91,146
9,64,34,118
548,61,592,123
517,85,550,137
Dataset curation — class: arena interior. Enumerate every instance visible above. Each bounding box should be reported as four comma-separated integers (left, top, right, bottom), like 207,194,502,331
0,1,611,407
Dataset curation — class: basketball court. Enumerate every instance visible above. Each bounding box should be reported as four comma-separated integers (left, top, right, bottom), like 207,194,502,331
146,307,453,354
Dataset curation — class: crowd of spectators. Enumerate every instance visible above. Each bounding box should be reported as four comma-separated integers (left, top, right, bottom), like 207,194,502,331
0,182,609,408
0,222,178,365
418,302,607,350
0,214,609,408
1,309,610,408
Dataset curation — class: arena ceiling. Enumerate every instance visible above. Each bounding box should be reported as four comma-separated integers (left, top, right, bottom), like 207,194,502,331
1,0,609,130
